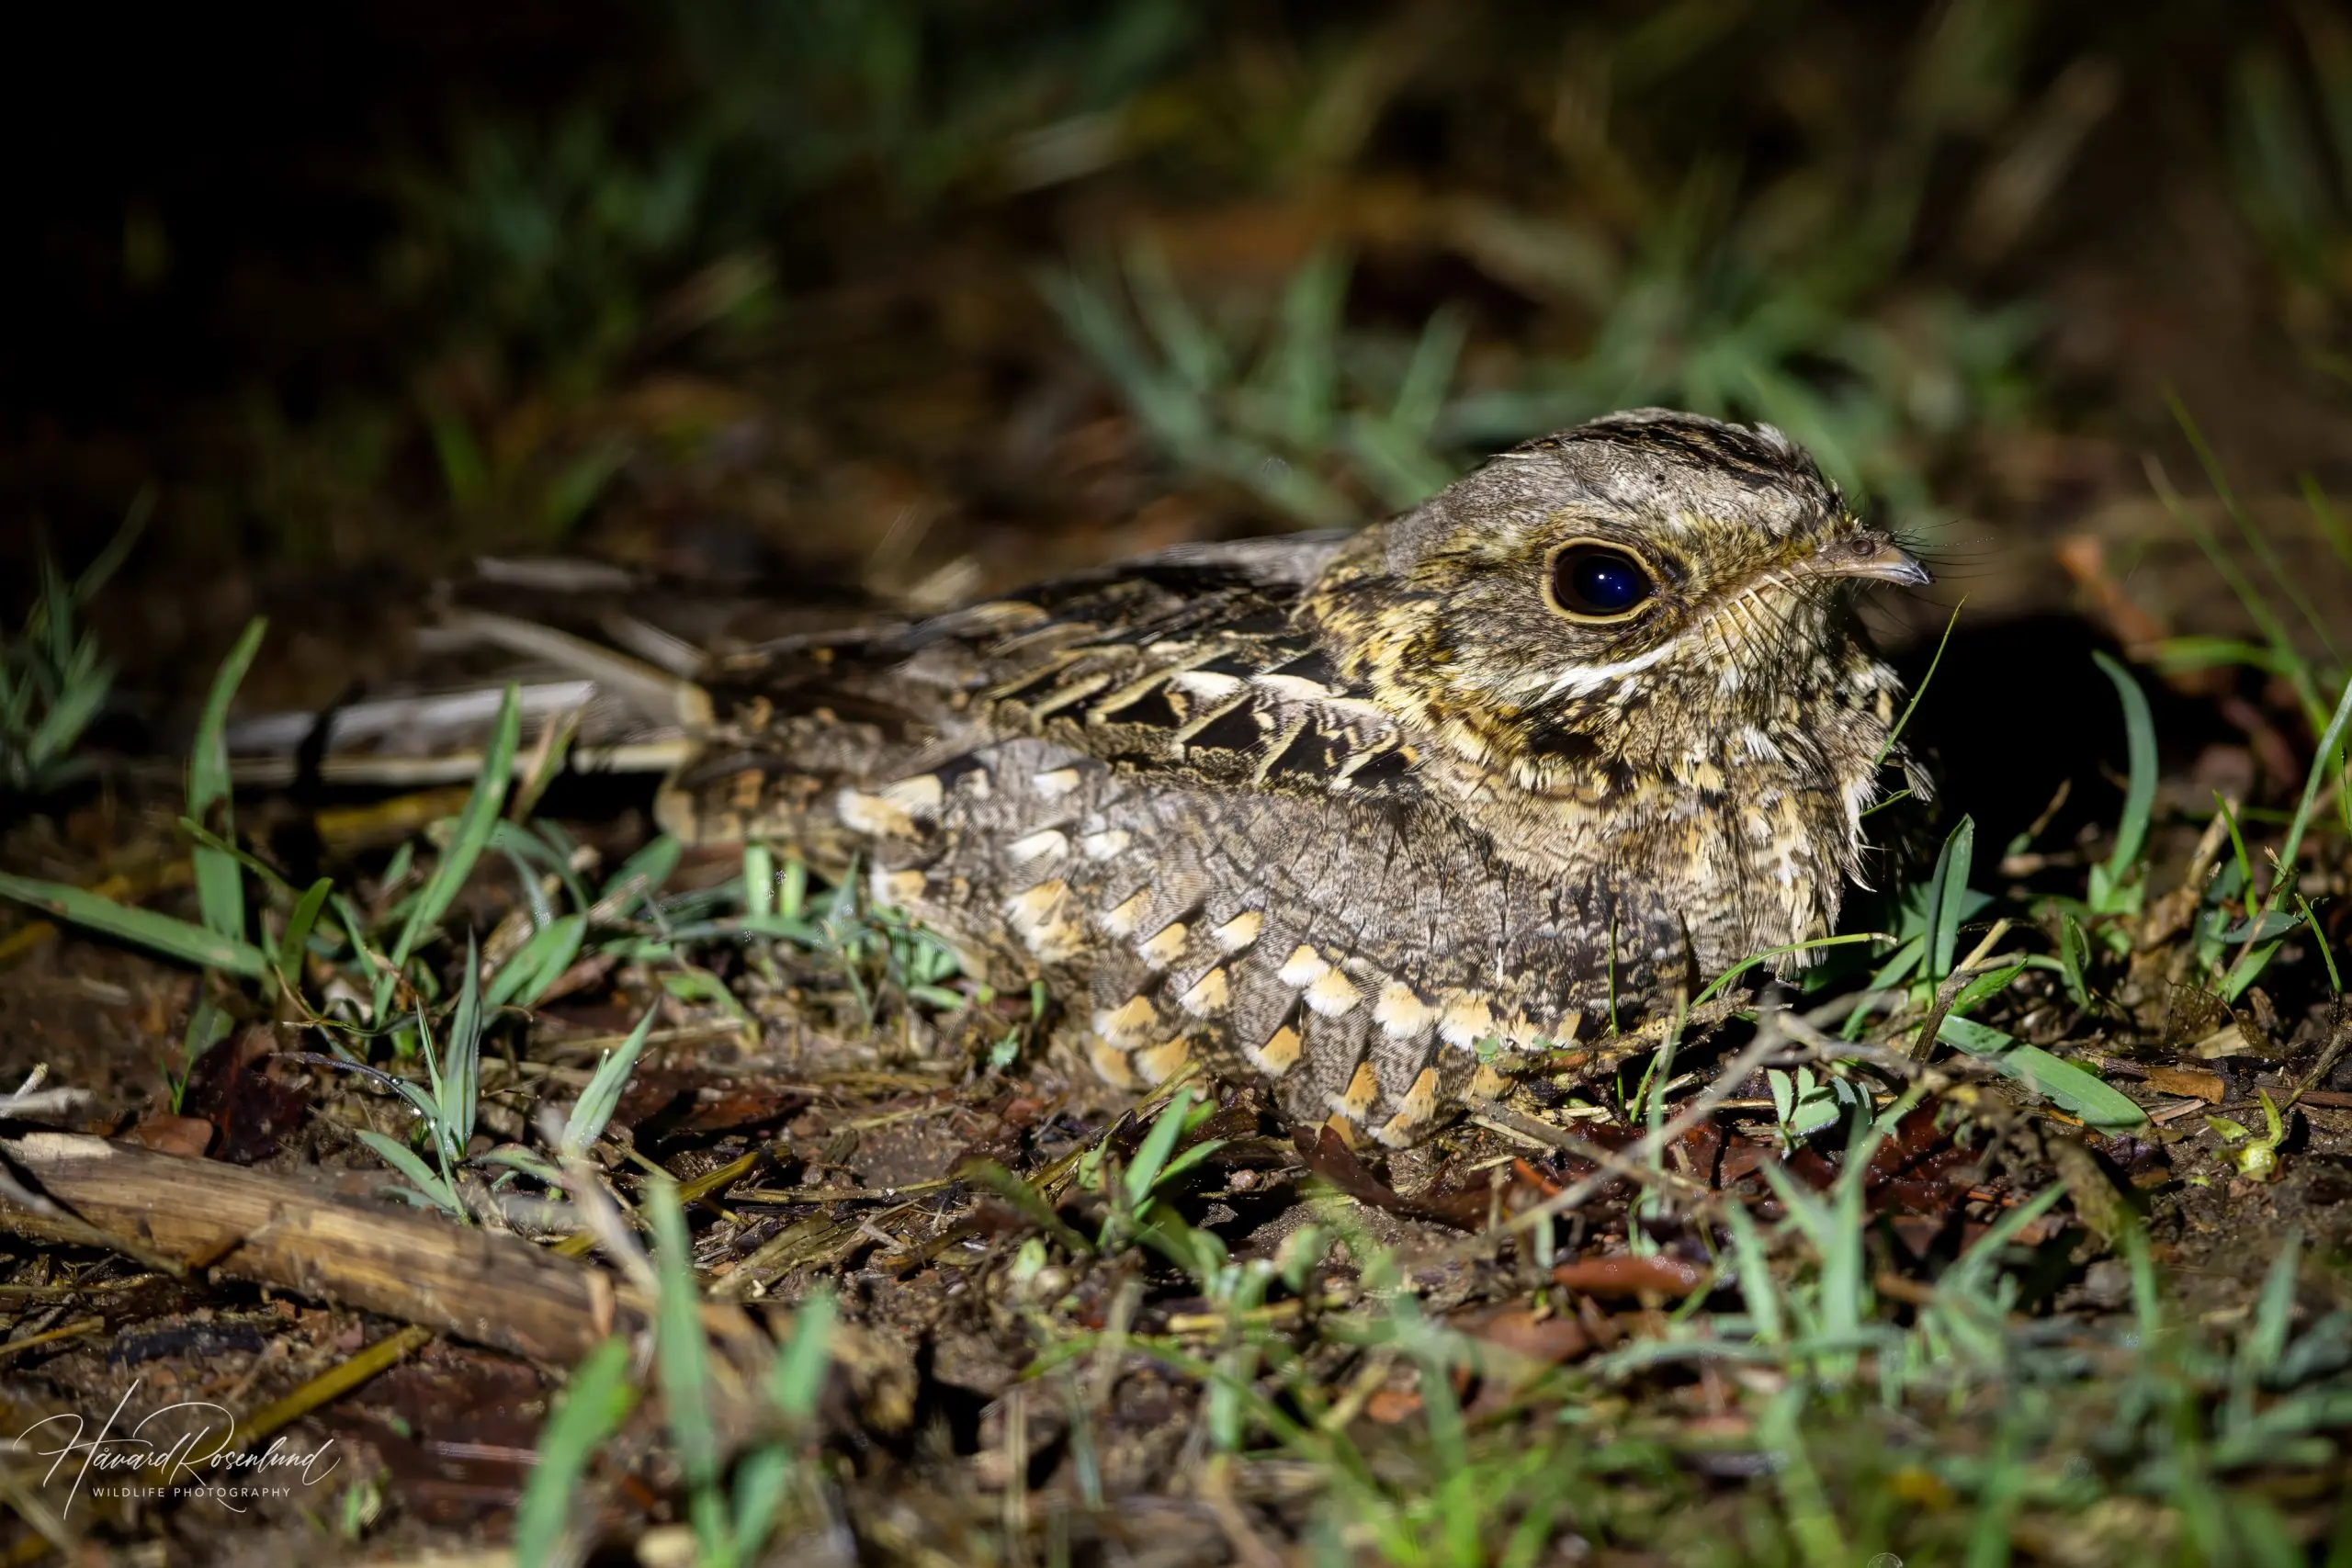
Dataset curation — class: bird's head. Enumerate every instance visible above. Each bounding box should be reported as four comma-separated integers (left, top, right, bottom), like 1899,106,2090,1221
1306,409,1928,796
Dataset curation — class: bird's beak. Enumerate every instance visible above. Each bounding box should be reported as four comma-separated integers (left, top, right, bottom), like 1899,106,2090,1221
1818,536,1931,587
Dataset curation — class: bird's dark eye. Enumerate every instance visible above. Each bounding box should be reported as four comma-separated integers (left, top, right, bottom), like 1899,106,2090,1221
1546,544,1656,619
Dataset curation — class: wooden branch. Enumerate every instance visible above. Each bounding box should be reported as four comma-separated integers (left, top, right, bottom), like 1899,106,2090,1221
0,1132,625,1363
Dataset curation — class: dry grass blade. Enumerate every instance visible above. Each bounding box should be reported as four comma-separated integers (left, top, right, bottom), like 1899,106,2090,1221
235,1324,435,1447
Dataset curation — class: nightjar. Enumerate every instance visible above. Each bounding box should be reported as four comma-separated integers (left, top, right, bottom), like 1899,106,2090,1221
647,409,1932,1144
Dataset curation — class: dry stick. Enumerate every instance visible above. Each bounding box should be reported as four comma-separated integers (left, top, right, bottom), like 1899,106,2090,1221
0,1132,624,1362
1908,918,2018,1063
1003,1383,1031,1563
0,1133,789,1394
551,1139,658,1292
2287,1007,2352,1116
0,1315,102,1362
1469,1107,1713,1201
1477,1009,1802,1249
0,1150,187,1279
0,1464,74,1560
1199,1452,1285,1568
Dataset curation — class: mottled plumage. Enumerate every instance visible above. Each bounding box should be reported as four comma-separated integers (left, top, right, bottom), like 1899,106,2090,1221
657,410,1931,1143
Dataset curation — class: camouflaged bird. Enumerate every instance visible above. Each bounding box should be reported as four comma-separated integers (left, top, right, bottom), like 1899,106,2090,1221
646,409,1932,1145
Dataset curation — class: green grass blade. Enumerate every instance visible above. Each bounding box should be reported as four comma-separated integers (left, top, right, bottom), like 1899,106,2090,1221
352,1129,466,1217
176,817,299,901
24,660,109,777
0,871,267,977
513,1337,638,1568
277,876,334,987
1924,816,1976,982
649,1176,733,1566
1963,1404,2029,1568
1873,597,1962,769
1266,247,1347,449
1841,933,1928,1040
2151,410,2330,730
1694,931,1889,1008
2303,474,2352,572
1123,1085,1197,1212
1937,1016,2149,1131
741,841,775,919
73,487,153,603
1122,241,1226,395
560,1006,655,1158
729,1445,793,1561
486,818,591,917
599,832,682,908
2244,1226,2302,1382
2059,913,2091,1008
2223,935,2288,1004
2271,672,2352,902
2214,793,2256,897
2091,652,2157,880
413,1006,451,1159
771,1288,837,1421
2295,897,2344,995
2175,398,2341,666
1722,1202,1784,1347
1757,1383,1848,1564
1950,958,2029,1018
2151,634,2290,678
1939,1184,2068,1307
390,684,521,967
187,617,266,947
446,932,484,1153
488,911,587,1010
730,1292,837,1551
1147,1136,1230,1192
508,704,580,826
1389,301,1467,436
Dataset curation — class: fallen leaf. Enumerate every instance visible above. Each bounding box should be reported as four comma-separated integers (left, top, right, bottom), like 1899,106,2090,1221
1451,1304,1594,1364
1551,1254,1706,1297
2194,1024,2253,1060
1292,1125,1491,1228
2143,1065,2226,1101
127,1114,213,1158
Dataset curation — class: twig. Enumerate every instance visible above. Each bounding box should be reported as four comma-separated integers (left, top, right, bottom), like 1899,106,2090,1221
1198,1453,1284,1568
1908,919,2017,1062
0,1131,626,1360
0,1315,102,1362
1487,1009,1801,1243
1469,1108,1712,1199
543,1111,657,1293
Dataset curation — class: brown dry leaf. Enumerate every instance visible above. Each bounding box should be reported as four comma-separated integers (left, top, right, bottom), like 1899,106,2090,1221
1290,1124,1490,1228
2142,1065,2226,1101
1551,1254,1706,1297
126,1114,213,1158
1452,1304,1601,1417
1451,1304,1595,1366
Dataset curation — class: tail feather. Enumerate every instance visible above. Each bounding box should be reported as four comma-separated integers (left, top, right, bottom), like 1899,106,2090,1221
220,563,927,859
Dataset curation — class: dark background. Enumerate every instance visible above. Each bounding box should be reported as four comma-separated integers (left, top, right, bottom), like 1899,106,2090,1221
5,0,2347,751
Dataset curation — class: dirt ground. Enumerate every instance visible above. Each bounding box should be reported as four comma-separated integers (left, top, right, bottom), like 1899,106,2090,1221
6,4,2352,1564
